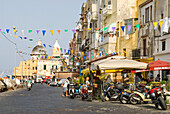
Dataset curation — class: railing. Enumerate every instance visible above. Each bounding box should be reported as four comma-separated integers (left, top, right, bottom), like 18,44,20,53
98,36,116,46
103,5,112,16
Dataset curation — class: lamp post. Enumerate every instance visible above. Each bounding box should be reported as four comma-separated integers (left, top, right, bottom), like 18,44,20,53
13,26,17,82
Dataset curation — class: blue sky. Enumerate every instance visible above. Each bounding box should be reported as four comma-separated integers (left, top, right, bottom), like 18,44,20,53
0,0,86,72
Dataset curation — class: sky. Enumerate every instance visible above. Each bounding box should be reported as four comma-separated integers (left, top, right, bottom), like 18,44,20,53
0,0,86,73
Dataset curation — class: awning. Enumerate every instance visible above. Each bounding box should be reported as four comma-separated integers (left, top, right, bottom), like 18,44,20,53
92,56,148,70
81,68,96,74
149,60,170,71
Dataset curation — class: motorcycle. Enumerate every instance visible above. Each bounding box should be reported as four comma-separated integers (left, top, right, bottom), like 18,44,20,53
27,83,32,91
69,83,80,99
129,85,167,110
80,84,93,101
119,89,133,104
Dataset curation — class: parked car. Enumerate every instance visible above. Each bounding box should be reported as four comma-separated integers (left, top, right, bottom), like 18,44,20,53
58,79,67,87
50,79,58,87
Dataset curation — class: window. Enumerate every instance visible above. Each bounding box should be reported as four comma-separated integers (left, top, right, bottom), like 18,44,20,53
145,7,149,23
123,48,126,57
143,39,147,56
44,65,46,70
108,0,111,5
162,40,166,51
56,66,57,69
161,13,164,19
169,0,170,17
35,67,37,70
125,19,133,34
33,67,34,70
150,6,152,20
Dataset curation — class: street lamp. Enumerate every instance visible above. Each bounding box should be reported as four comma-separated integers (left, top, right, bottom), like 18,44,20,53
13,26,17,82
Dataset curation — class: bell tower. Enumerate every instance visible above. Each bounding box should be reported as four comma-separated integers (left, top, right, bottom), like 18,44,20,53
52,40,60,58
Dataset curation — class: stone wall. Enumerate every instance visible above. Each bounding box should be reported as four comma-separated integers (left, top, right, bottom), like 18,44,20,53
54,72,79,79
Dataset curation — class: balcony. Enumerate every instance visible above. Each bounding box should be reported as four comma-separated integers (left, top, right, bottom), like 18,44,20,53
98,36,117,46
103,5,112,17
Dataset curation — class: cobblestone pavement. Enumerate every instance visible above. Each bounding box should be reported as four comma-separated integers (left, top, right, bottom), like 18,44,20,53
0,83,170,114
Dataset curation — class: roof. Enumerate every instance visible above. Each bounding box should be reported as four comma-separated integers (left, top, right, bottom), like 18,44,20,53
31,45,47,55
149,60,170,68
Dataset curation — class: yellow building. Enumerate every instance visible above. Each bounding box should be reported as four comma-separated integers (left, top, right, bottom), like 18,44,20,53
13,39,66,80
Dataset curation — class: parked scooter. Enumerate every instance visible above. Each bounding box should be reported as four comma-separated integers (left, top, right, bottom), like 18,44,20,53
69,83,80,99
80,84,93,101
129,85,167,110
119,89,133,104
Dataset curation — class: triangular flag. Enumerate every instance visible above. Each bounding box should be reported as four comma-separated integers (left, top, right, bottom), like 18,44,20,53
19,36,22,39
159,21,163,28
72,29,76,33
88,28,91,30
49,45,52,47
28,30,32,33
13,30,17,33
21,30,24,35
3,32,6,34
6,29,10,33
29,39,33,41
96,28,100,30
60,48,62,52
0,29,1,31
112,27,116,34
64,49,66,53
13,35,17,38
36,30,40,34
121,26,125,32
153,22,158,29
57,30,61,35
24,37,27,39
64,29,68,32
42,30,46,36
50,30,53,35
68,50,70,54
43,44,46,48
136,24,140,30
127,25,132,31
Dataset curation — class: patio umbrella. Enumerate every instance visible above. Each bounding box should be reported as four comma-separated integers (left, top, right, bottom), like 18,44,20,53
149,60,170,71
92,56,148,70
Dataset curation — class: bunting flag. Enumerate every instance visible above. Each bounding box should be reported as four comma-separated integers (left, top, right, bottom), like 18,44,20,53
29,39,33,41
28,30,32,33
49,45,52,47
88,28,91,31
153,22,158,29
13,35,17,38
0,29,1,31
19,51,22,53
96,28,100,30
38,55,40,58
42,30,46,36
6,29,10,33
21,30,24,35
105,53,107,56
71,50,73,54
13,30,17,33
57,30,61,35
45,56,47,59
57,48,59,51
121,26,125,32
85,52,87,56
43,44,46,48
64,29,68,32
136,24,140,30
64,49,66,53
36,30,40,34
19,36,22,39
24,37,27,39
112,27,116,34
50,30,53,35
68,50,70,54
99,53,101,57
60,48,62,52
127,25,132,31
3,32,6,34
28,46,32,48
82,52,84,56
72,29,76,34
159,21,163,28
83,56,86,59
91,55,94,58
97,53,99,56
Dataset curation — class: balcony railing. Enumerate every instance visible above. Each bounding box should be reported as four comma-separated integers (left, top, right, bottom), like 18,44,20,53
103,5,112,17
98,36,116,46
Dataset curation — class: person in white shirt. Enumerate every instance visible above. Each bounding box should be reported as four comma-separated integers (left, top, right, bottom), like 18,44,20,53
62,79,69,96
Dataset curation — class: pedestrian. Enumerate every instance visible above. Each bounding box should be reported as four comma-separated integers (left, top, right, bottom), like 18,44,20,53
62,79,68,96
155,74,160,82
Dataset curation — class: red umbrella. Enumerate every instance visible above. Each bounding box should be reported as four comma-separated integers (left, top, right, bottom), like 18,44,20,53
149,60,170,71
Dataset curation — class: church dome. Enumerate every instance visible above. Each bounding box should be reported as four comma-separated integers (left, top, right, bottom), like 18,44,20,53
31,40,47,55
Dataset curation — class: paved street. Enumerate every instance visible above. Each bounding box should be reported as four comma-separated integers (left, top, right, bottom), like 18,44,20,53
0,84,170,114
